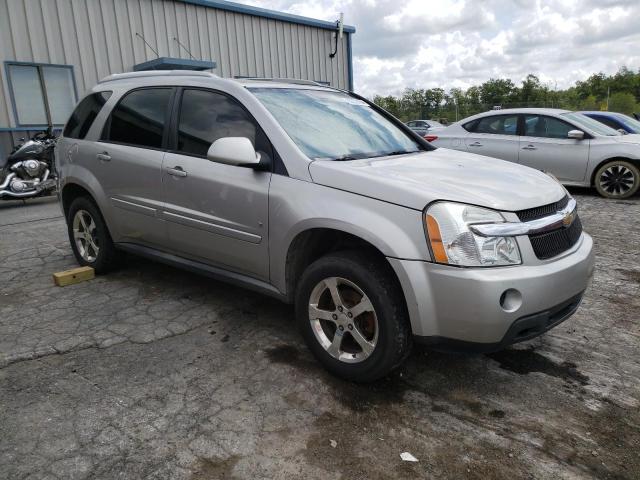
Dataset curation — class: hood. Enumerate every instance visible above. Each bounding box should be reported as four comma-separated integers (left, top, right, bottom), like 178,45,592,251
611,133,640,145
309,148,566,212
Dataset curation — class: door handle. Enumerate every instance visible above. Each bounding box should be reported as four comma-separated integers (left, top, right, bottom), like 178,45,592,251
96,152,111,162
468,141,483,147
166,166,187,177
522,145,537,150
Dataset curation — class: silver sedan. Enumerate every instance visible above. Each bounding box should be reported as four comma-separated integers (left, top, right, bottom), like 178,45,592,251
433,108,640,198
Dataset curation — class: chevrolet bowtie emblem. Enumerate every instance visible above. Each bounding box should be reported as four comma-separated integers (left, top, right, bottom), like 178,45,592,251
562,210,575,227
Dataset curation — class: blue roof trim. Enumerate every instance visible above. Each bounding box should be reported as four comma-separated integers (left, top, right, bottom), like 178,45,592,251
134,57,217,71
177,0,356,33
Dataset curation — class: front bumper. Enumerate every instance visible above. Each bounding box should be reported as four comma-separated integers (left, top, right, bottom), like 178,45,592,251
388,233,595,347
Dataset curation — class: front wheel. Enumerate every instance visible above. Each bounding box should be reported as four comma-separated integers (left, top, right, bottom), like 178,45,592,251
594,160,639,199
295,251,412,382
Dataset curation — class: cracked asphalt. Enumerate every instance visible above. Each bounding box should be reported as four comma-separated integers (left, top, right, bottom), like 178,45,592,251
1,191,639,480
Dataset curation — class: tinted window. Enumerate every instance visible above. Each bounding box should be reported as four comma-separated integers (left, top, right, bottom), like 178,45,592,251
103,88,173,148
524,115,573,139
64,91,112,139
462,119,478,132
176,89,271,159
475,115,518,135
593,116,621,130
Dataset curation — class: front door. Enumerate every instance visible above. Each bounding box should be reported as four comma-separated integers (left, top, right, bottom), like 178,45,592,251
464,113,520,162
161,88,272,280
96,87,174,246
518,114,590,183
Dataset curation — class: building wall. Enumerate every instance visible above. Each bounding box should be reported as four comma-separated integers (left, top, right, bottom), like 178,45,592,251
0,0,353,158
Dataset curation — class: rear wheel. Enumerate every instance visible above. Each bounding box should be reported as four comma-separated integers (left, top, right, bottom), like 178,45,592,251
295,251,412,382
67,197,120,273
594,160,639,199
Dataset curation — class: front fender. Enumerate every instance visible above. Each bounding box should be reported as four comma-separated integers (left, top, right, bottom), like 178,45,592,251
268,176,429,294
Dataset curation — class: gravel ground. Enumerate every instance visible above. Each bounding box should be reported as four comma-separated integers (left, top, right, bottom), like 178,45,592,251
0,190,638,480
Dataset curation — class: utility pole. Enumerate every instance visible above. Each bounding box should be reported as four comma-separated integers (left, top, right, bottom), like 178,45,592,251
606,86,610,111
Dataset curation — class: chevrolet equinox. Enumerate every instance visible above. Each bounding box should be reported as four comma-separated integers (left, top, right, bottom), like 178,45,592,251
56,71,595,382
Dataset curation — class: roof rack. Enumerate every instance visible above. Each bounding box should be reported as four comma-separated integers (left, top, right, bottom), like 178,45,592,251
99,70,218,84
234,77,327,87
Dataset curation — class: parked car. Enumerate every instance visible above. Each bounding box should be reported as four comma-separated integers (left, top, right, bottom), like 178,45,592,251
56,73,594,382
579,111,640,135
406,119,444,138
433,108,640,198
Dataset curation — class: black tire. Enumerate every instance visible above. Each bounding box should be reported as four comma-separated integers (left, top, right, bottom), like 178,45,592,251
594,160,640,199
67,196,121,274
295,250,412,382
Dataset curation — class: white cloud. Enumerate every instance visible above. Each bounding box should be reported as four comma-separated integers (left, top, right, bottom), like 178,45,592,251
234,0,640,97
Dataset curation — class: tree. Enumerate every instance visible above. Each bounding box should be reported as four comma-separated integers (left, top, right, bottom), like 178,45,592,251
608,92,637,115
479,78,516,107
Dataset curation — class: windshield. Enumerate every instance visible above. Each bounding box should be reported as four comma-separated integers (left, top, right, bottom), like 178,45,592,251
250,88,422,160
561,112,621,136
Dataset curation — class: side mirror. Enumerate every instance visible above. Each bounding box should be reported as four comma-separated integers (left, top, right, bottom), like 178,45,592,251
207,137,261,167
617,128,628,135
567,130,584,140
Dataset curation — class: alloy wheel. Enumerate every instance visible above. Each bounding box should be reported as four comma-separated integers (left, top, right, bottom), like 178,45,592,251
599,164,635,196
308,276,378,363
72,209,100,262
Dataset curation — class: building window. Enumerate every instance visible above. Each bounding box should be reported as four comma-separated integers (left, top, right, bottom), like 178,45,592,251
5,62,77,127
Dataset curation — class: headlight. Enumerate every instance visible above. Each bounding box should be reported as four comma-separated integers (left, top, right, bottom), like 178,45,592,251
425,202,521,267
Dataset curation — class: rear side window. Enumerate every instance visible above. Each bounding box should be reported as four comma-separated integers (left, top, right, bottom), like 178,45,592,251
474,115,518,135
63,91,112,139
592,116,620,130
176,89,271,159
102,88,173,149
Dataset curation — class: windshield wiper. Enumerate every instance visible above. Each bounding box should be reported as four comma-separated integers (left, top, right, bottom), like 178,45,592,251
331,155,361,161
385,150,418,156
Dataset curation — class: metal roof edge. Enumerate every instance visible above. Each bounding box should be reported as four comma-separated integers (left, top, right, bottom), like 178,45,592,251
177,0,356,33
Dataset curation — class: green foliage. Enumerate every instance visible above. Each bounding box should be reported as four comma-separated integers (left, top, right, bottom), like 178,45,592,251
608,92,637,115
371,67,640,124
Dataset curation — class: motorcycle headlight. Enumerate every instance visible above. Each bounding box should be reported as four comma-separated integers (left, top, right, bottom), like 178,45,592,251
425,202,521,267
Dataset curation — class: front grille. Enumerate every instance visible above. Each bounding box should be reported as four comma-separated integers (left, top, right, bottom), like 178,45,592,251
529,215,583,260
516,195,569,222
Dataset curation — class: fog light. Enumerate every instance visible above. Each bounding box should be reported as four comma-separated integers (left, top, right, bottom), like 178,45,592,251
500,289,522,312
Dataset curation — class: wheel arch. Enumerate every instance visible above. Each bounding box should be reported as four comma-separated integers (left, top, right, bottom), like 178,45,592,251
283,227,408,308
590,156,640,186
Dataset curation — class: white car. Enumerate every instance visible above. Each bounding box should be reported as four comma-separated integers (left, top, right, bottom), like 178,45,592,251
432,108,640,198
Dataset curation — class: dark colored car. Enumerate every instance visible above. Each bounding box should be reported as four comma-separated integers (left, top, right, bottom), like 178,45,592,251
580,111,640,135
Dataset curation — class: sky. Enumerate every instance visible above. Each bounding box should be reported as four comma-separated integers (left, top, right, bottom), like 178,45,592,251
233,0,640,98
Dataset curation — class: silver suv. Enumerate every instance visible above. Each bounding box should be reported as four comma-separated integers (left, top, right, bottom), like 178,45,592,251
56,71,595,382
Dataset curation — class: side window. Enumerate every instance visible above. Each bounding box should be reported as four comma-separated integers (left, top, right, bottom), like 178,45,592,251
63,91,112,139
475,115,518,135
462,119,478,132
524,115,574,139
102,88,173,148
176,89,272,160
594,116,620,130
407,121,415,127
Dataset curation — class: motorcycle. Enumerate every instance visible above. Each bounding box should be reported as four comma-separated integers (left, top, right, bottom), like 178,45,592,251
0,126,57,200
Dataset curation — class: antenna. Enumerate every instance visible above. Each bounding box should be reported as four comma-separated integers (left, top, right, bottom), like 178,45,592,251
329,13,345,58
173,37,196,60
135,32,159,58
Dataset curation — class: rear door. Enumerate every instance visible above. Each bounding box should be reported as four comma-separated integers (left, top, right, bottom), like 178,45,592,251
518,114,590,182
464,114,520,162
96,87,174,246
160,88,272,280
